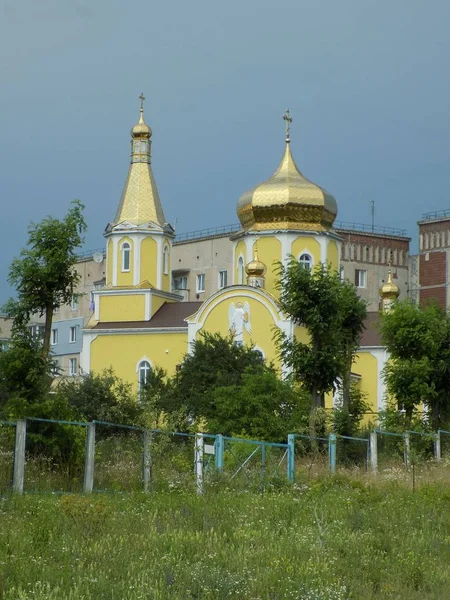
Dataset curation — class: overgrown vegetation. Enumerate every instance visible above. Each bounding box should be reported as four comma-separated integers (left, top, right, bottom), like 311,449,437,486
2,482,450,599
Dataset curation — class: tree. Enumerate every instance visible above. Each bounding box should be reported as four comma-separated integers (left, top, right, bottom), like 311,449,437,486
208,369,310,441
173,332,268,421
381,300,450,428
3,200,87,358
276,259,366,414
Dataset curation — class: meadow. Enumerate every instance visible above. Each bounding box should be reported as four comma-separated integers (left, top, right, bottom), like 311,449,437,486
1,477,450,600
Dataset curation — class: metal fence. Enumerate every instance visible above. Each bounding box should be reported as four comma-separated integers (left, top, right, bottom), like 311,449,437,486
2,418,449,496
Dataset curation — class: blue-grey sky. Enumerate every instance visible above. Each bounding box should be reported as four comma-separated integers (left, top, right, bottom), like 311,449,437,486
1,0,450,302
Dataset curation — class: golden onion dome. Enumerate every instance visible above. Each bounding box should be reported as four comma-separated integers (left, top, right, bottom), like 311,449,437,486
245,248,267,277
131,93,152,139
237,139,337,232
380,270,400,299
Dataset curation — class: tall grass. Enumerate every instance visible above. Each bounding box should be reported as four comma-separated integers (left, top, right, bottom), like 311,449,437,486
1,478,450,599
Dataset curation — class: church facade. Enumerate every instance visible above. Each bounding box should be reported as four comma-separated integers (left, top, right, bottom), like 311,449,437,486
82,100,394,417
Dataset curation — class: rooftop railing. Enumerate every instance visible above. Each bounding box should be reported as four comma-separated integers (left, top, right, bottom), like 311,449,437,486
174,223,241,243
420,209,450,221
334,221,408,237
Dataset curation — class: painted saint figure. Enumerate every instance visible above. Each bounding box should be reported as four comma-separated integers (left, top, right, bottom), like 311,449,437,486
229,301,251,344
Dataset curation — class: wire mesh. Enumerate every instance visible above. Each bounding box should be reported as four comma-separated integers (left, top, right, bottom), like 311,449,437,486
293,435,329,480
24,419,86,492
376,431,407,472
335,435,369,473
439,430,450,460
0,422,15,493
408,431,435,464
147,431,198,492
93,422,144,492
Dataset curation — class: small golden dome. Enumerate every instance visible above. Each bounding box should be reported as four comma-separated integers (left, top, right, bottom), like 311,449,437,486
380,270,400,299
245,248,267,277
131,93,152,138
237,141,337,232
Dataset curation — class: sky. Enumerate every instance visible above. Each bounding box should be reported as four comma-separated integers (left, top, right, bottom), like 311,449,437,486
1,0,450,302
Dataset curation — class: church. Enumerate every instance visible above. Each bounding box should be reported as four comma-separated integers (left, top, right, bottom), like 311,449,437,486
81,97,398,416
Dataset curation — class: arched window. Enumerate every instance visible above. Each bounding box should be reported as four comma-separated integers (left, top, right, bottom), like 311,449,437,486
163,245,169,275
299,253,312,271
138,360,151,390
121,242,131,272
237,256,245,284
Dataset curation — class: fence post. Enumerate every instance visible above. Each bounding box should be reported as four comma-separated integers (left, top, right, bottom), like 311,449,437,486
142,430,152,492
329,434,337,474
434,431,441,461
261,443,266,481
287,434,295,483
194,433,204,495
404,432,410,468
369,431,378,473
13,419,27,494
83,422,96,493
215,434,224,472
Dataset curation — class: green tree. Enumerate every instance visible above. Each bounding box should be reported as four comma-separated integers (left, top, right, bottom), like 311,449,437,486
208,369,309,441
381,300,450,428
3,200,87,358
173,332,267,421
276,259,366,414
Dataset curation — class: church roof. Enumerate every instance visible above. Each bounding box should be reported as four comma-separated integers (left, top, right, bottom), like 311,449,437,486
93,301,202,330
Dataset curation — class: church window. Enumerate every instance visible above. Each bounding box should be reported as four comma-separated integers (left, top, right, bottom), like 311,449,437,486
355,269,367,288
219,270,228,289
237,256,245,284
196,273,205,293
163,245,169,275
138,360,151,390
121,242,131,271
299,253,312,271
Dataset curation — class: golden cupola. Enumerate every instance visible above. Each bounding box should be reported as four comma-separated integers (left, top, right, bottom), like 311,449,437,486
112,94,166,228
237,110,338,232
246,247,267,288
380,268,400,313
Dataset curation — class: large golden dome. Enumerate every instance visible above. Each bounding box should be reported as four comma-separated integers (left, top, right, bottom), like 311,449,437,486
237,141,338,232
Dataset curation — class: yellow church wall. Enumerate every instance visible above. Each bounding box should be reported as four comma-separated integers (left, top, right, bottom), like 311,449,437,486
327,240,339,270
106,239,113,285
294,324,310,345
140,237,157,286
353,352,379,414
200,295,280,365
255,236,281,296
292,236,321,266
151,295,168,316
116,236,134,287
99,294,146,322
161,238,171,293
90,331,189,385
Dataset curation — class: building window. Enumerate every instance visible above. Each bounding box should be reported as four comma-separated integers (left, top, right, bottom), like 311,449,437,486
355,269,367,288
51,329,58,345
237,256,244,284
71,296,79,310
219,270,228,289
299,253,312,271
121,242,131,272
173,275,188,291
54,305,59,314
69,326,77,343
138,360,151,390
196,273,205,293
30,325,45,340
69,358,77,377
163,245,169,275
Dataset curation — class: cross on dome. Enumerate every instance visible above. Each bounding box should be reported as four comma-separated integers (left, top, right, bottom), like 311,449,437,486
283,108,293,142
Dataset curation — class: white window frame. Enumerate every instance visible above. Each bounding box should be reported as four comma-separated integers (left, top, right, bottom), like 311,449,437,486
163,244,170,275
51,359,59,377
69,326,77,343
138,360,152,390
196,273,205,293
299,253,313,271
71,296,79,310
121,242,131,272
51,328,58,345
218,270,228,289
69,358,77,377
237,256,245,284
355,269,367,289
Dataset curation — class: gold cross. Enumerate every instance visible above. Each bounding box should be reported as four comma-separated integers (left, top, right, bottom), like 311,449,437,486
139,93,145,112
283,108,293,142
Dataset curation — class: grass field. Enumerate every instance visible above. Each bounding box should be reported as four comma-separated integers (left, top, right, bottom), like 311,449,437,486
1,477,450,600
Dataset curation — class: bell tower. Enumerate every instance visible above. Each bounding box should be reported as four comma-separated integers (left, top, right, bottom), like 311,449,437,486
104,94,174,292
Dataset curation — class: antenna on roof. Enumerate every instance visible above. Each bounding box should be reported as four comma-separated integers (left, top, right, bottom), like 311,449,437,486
370,201,375,232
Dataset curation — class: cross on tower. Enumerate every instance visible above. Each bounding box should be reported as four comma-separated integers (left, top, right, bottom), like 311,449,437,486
283,108,293,142
139,93,145,112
